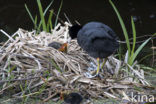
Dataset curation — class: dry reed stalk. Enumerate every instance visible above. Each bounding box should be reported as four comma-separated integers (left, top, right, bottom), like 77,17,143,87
0,22,153,103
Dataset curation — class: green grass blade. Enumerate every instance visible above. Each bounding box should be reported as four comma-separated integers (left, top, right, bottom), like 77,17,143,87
43,0,54,15
38,0,54,30
34,15,38,30
139,53,156,63
153,33,156,36
47,10,54,32
25,4,35,25
109,0,131,57
131,16,136,57
54,0,63,28
49,18,53,32
9,65,16,73
129,38,151,65
51,59,62,72
37,0,46,31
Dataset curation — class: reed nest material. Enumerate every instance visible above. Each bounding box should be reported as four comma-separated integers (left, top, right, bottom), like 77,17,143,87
0,23,154,103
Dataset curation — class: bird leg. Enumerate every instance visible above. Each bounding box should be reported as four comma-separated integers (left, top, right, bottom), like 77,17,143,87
96,58,100,75
100,58,108,70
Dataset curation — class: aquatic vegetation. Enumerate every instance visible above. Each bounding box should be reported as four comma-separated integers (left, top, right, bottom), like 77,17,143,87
25,0,63,33
109,0,151,66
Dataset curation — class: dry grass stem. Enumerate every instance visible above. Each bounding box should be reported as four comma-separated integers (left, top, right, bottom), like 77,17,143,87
0,22,154,103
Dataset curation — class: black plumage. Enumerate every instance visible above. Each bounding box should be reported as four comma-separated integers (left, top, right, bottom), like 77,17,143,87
69,22,119,59
48,42,67,52
62,93,83,104
48,41,62,49
69,22,119,75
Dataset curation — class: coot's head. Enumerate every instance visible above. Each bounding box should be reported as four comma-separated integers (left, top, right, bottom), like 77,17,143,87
48,42,68,52
48,41,62,49
69,24,82,39
60,92,83,104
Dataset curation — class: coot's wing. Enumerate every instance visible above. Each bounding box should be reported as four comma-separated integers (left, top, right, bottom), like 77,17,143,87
77,27,118,48
81,22,119,40
89,29,119,55
77,24,119,58
91,36,119,54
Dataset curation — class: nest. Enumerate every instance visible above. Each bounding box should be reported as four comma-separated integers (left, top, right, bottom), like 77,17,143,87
0,22,154,103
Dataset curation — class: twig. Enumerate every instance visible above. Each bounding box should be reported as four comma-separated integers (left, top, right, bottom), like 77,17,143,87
43,92,58,102
0,76,40,84
13,91,41,99
151,39,155,67
64,13,72,25
0,29,14,41
75,20,81,25
0,82,17,94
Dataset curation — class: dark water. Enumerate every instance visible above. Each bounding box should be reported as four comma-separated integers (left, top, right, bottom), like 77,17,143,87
0,0,156,40
0,0,156,65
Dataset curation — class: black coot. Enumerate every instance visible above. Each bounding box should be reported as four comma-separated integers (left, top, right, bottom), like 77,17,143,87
48,42,67,52
61,92,83,104
69,22,119,75
48,42,62,49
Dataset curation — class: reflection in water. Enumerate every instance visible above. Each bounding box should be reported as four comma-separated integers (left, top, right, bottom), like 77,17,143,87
149,14,155,19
